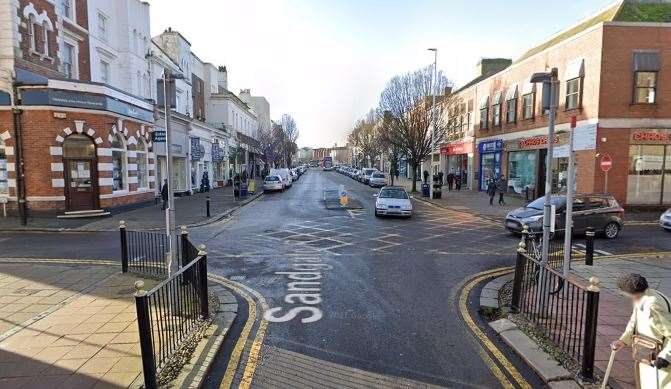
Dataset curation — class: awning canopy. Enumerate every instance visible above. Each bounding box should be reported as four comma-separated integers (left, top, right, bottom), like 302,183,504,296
505,85,518,100
565,58,585,80
633,51,660,72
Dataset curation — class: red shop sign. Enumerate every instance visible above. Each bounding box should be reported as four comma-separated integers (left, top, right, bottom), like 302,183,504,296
519,135,560,149
631,130,671,143
441,142,474,156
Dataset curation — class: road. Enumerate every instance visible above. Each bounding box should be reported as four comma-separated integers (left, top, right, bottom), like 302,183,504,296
1,170,670,388
194,169,542,388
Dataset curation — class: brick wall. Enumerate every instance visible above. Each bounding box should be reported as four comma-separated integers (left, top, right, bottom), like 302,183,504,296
17,0,60,76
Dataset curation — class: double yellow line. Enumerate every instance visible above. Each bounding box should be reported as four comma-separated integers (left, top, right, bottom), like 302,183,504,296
458,267,532,389
208,274,269,389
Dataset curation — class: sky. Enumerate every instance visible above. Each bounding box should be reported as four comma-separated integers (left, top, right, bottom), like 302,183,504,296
147,0,616,148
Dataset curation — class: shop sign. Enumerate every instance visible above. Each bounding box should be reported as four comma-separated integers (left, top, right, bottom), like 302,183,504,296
190,137,204,161
152,130,166,143
211,141,225,162
478,139,503,154
553,123,598,158
519,135,560,149
441,142,474,156
631,129,671,144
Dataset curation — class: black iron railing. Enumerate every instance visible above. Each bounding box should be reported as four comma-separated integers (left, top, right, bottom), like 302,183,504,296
511,233,600,382
525,231,571,271
135,239,209,389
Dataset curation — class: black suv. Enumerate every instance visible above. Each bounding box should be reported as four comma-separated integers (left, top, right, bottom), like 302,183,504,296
505,194,624,239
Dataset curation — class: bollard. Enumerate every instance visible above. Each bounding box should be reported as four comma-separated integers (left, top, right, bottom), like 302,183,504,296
120,220,128,273
206,196,211,218
134,281,157,389
585,227,595,266
511,239,527,313
180,225,189,267
580,277,600,383
197,244,209,319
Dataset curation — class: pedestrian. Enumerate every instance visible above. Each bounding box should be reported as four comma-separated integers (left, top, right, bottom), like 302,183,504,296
611,274,670,389
486,178,496,206
160,179,168,210
447,169,455,191
438,171,444,186
497,175,507,206
455,174,462,191
423,170,429,184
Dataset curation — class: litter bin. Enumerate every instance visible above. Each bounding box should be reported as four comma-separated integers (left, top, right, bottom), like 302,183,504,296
421,183,430,197
240,182,248,197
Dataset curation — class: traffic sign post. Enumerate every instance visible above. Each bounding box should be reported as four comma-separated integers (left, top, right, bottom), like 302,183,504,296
600,154,612,193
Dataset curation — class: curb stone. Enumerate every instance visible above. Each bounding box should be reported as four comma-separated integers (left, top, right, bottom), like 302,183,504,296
165,280,239,388
480,273,514,309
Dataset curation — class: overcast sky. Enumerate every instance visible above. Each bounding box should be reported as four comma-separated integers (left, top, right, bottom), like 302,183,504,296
147,0,615,148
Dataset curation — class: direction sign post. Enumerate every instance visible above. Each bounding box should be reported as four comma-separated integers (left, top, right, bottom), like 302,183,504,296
600,154,613,193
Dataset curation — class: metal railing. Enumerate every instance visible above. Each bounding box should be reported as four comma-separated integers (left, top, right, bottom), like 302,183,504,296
525,231,572,271
120,222,210,389
511,233,600,382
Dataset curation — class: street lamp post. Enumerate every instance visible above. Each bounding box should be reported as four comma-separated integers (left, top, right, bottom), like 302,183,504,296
428,48,437,199
562,116,577,278
530,68,559,267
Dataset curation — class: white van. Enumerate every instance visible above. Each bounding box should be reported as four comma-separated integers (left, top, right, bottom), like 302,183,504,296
270,168,292,188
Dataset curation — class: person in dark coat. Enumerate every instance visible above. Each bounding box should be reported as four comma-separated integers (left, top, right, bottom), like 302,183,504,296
446,169,455,191
486,178,496,206
497,175,507,206
161,179,168,210
455,174,462,191
423,170,429,184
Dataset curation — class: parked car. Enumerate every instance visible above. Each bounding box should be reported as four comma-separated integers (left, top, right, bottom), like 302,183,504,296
271,168,292,188
374,186,413,218
369,172,387,188
290,169,299,181
359,168,377,184
661,208,671,231
505,194,624,239
263,175,284,192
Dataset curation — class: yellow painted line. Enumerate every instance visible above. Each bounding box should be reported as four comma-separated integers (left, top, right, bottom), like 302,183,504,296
0,257,117,266
209,274,269,389
458,267,532,389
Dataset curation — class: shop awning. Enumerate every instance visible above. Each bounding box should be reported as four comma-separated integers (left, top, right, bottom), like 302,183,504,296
521,82,535,95
633,51,660,72
492,91,502,105
479,95,489,109
565,58,585,80
505,85,518,101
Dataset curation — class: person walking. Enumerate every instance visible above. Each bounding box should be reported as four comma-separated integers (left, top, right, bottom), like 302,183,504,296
611,274,670,389
486,178,496,206
160,179,168,210
455,174,462,191
447,169,455,191
497,175,507,206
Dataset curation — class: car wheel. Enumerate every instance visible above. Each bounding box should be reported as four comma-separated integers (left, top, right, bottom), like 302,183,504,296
374,210,380,218
604,222,620,239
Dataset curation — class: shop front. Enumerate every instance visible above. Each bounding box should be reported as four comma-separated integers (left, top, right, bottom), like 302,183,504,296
441,140,473,189
477,139,503,191
505,134,561,199
626,129,671,205
211,138,228,187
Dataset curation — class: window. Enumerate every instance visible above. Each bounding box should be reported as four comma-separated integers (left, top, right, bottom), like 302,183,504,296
28,15,37,51
136,71,142,95
98,12,108,41
0,140,7,195
111,134,127,191
565,78,582,110
522,93,534,119
42,22,51,57
506,99,516,123
60,0,73,20
136,139,149,189
62,42,75,78
100,60,110,84
634,72,657,104
491,91,502,127
479,96,489,130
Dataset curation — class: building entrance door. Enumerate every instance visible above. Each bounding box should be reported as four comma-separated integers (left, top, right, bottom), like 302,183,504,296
63,135,98,211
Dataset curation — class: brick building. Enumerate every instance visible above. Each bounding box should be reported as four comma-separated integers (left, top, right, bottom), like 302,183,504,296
442,1,671,207
0,0,156,217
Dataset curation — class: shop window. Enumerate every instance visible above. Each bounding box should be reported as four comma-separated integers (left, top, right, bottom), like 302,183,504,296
634,72,657,104
565,78,582,110
507,150,537,196
136,138,149,189
111,133,127,192
627,145,666,205
0,141,7,195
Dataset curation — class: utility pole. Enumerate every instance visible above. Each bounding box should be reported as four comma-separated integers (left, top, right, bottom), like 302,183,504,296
162,68,179,274
531,68,559,266
562,116,577,278
428,48,437,199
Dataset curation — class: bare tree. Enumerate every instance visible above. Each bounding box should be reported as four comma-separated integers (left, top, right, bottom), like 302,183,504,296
348,109,383,168
258,122,284,170
378,66,457,192
281,114,299,167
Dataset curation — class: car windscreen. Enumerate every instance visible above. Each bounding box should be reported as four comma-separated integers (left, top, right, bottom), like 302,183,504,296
379,188,408,199
526,196,566,210
364,169,375,175
373,173,385,178
265,176,280,182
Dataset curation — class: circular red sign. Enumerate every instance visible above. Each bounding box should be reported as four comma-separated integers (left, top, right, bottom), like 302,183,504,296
600,154,613,172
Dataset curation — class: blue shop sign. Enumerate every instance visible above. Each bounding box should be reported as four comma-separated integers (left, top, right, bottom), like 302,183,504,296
211,142,225,162
190,137,205,161
21,89,154,123
478,139,503,154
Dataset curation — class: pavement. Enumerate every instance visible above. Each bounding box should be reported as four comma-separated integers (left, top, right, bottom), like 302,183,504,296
0,182,262,232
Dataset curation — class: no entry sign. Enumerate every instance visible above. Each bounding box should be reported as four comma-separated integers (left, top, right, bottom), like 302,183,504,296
600,154,613,172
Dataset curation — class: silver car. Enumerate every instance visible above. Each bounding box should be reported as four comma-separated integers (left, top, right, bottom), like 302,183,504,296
263,175,284,192
661,208,671,231
369,172,387,188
